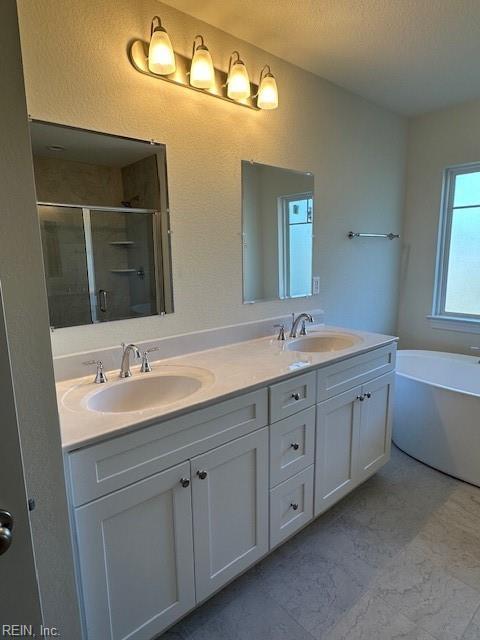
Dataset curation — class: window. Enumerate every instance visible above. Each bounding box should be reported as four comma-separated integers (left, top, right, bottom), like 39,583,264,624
432,164,480,328
278,193,313,298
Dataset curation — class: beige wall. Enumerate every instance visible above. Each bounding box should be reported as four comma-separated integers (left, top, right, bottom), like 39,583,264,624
0,2,81,635
398,98,480,353
33,156,124,206
17,0,407,357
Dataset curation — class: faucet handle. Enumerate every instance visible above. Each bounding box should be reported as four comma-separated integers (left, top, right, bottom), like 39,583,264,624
140,352,152,373
140,346,161,373
83,360,108,384
273,324,286,341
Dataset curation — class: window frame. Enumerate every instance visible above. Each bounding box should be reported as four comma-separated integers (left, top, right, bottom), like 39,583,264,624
277,191,314,299
431,162,480,332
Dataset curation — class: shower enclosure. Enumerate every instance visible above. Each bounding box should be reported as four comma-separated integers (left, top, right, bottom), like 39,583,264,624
38,203,164,328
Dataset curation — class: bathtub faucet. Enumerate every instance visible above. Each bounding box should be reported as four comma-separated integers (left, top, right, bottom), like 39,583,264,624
471,346,480,363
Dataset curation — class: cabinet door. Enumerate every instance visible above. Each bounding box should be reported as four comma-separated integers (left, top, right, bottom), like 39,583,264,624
191,428,269,602
315,387,361,516
358,372,394,482
75,461,195,640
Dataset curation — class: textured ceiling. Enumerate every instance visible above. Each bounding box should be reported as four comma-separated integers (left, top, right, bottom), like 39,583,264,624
162,0,480,115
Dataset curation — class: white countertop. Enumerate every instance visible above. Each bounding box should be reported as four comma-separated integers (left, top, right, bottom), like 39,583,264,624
57,326,397,452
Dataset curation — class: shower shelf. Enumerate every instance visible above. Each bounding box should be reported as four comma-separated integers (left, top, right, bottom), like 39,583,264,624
110,269,137,274
109,241,135,246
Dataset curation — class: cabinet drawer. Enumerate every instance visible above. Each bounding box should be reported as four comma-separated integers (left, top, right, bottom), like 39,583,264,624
317,343,396,402
269,406,315,487
269,371,316,423
270,465,314,549
68,389,268,506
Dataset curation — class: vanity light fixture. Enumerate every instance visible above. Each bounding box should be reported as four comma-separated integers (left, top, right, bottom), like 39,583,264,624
129,20,279,111
226,51,251,101
190,35,215,89
257,65,278,110
148,16,176,75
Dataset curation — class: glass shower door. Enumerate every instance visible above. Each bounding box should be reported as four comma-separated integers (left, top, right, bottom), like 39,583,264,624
38,205,92,327
89,209,158,322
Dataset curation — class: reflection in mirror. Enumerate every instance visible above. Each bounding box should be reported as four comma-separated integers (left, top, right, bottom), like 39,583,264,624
30,121,173,328
242,161,314,303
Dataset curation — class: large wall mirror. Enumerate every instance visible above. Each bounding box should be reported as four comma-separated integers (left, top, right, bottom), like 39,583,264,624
242,161,314,303
30,121,173,328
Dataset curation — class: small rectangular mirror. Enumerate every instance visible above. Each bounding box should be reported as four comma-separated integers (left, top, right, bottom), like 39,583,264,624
30,121,173,328
242,161,314,303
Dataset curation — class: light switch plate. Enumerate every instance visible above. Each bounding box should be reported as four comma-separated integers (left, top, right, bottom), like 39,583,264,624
312,277,320,295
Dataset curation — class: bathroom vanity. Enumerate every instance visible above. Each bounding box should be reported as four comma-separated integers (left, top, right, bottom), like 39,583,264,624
57,327,396,640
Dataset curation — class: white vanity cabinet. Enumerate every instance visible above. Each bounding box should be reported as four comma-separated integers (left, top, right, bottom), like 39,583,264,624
66,342,396,640
314,345,396,516
191,428,269,602
74,461,196,640
74,430,269,640
357,372,395,482
315,386,362,513
69,390,269,640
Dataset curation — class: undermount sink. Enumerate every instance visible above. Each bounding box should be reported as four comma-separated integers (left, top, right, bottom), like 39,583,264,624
85,366,214,414
287,333,360,353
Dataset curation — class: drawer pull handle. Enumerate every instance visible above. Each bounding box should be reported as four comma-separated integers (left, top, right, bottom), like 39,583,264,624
356,394,365,402
290,503,299,511
364,392,372,399
180,478,190,488
196,470,208,480
291,392,301,401
290,442,300,451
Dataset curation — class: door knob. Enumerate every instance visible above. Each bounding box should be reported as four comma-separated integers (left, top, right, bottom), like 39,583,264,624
196,470,208,480
0,510,14,556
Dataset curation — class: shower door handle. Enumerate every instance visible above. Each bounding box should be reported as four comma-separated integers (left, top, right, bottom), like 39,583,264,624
98,289,108,313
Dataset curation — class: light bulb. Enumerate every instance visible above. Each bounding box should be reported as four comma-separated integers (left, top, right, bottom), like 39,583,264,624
257,73,278,110
227,55,250,101
148,17,176,75
190,42,214,89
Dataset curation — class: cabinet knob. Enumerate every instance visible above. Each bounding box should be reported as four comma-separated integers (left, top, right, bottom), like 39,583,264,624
196,470,208,480
356,394,365,401
364,392,372,399
290,442,300,451
291,392,301,401
180,478,190,488
290,503,299,511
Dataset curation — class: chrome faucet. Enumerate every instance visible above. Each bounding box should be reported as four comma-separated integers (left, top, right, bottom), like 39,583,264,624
289,313,314,338
119,343,141,378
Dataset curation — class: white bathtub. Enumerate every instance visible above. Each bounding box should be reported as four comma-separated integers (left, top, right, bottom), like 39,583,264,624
393,350,480,487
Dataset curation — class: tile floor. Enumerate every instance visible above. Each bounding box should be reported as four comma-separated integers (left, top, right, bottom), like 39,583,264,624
164,446,480,640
